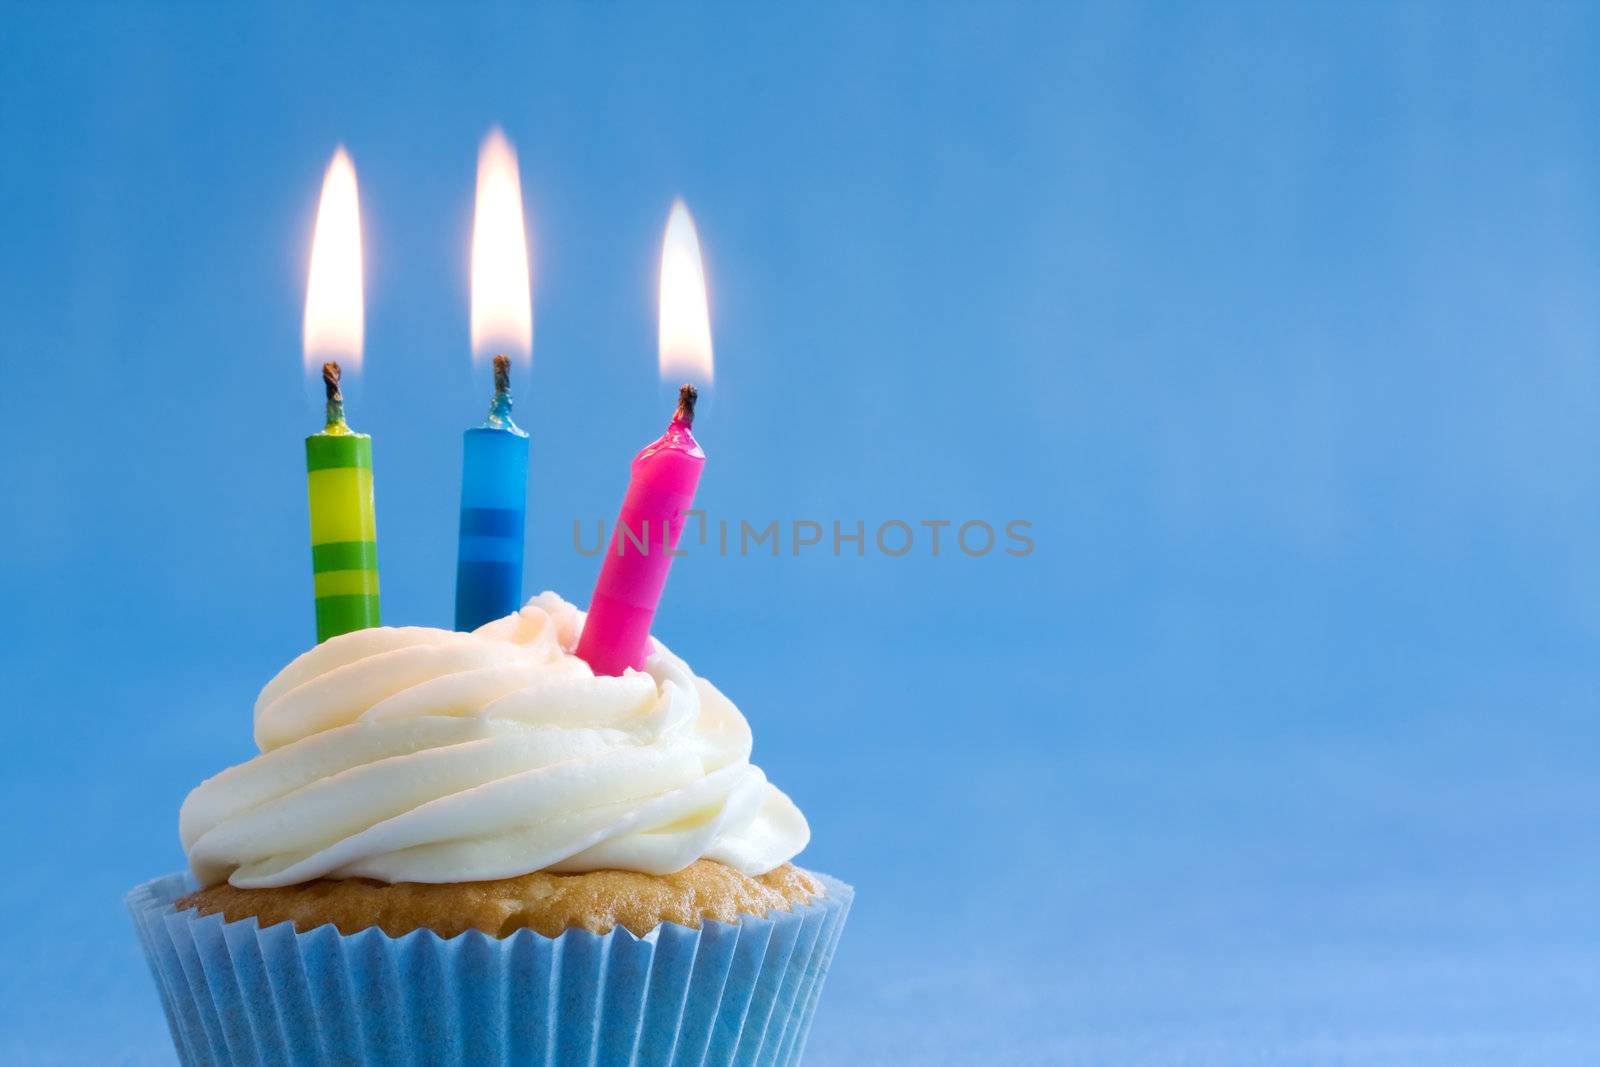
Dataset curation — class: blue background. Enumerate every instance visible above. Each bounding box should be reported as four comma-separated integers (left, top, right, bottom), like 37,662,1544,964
3,2,1598,1063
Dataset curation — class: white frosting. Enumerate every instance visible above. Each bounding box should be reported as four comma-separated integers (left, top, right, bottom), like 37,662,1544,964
181,593,809,888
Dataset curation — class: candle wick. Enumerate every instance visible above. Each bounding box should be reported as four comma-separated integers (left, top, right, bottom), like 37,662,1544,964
674,384,698,428
484,354,524,434
322,361,348,431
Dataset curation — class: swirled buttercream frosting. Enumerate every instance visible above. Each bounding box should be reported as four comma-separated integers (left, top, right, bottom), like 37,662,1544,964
180,593,809,889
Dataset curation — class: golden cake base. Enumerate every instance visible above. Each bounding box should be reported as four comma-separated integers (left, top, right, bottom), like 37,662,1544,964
176,860,823,939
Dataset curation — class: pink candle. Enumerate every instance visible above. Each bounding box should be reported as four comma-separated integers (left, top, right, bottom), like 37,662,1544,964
576,386,704,675
578,200,714,675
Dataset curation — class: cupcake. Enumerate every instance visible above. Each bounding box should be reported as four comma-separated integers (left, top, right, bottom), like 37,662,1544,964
127,593,851,1066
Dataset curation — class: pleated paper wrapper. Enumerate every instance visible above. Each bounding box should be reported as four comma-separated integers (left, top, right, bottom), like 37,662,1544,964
127,870,851,1066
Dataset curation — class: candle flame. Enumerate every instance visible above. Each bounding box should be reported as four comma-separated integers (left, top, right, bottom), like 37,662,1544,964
658,200,713,385
303,147,365,371
471,127,533,363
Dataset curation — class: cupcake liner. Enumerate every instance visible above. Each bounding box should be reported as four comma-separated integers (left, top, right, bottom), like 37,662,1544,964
127,871,851,1067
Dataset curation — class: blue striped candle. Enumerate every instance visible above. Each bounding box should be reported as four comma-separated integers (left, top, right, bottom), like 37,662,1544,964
455,355,530,630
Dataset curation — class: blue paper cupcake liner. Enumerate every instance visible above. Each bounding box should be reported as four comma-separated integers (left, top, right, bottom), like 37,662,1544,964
127,870,852,1066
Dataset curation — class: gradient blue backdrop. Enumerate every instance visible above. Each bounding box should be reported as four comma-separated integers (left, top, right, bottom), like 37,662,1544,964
3,2,1598,1064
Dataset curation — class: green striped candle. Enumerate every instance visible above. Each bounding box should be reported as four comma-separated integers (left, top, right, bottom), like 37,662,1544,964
305,362,379,641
